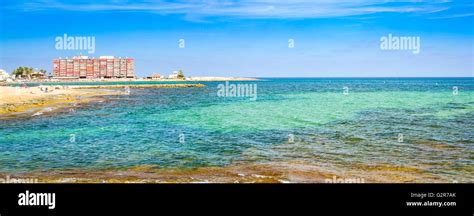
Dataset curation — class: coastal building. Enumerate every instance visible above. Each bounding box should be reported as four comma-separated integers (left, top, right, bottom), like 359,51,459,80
0,69,9,81
31,72,45,79
148,73,163,79
53,55,135,79
168,71,179,79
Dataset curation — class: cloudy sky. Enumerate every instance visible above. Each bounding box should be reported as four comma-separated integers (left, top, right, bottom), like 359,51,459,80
0,0,473,77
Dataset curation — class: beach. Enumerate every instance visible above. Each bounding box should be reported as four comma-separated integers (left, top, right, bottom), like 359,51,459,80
0,86,121,117
0,83,205,117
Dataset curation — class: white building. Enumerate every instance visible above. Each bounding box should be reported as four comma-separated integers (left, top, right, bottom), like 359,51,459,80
151,73,164,79
168,71,179,79
0,69,9,81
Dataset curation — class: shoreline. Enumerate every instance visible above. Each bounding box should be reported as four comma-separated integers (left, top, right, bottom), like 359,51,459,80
5,76,259,84
0,86,121,117
69,83,205,89
0,83,205,117
0,161,455,183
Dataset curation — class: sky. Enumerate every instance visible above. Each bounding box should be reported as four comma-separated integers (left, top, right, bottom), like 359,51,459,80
0,0,473,77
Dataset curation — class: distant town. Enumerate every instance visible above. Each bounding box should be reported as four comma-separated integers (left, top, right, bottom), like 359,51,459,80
0,55,189,83
0,55,257,84
53,55,136,79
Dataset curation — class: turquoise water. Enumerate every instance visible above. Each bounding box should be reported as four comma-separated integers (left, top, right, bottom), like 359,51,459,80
1,78,473,180
11,81,196,87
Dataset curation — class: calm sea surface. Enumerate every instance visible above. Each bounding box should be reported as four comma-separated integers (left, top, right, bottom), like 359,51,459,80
1,78,473,180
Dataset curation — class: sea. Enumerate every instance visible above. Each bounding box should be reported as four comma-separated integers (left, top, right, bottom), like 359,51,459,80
0,78,473,182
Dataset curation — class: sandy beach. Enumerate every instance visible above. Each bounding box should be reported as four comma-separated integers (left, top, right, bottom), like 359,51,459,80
0,86,120,117
0,83,205,117
0,86,115,105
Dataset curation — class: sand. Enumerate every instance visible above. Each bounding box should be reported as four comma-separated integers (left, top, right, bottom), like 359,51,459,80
0,86,113,105
0,83,206,116
0,86,121,116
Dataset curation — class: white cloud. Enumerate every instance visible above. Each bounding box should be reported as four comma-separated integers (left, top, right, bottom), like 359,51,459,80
7,0,458,19
429,13,474,19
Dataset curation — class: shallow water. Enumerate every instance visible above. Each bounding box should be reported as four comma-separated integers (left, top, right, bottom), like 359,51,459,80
1,78,473,182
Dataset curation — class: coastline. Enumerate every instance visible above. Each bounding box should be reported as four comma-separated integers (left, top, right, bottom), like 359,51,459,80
0,161,452,183
69,83,205,89
0,86,121,117
9,76,259,84
185,77,258,81
0,83,205,117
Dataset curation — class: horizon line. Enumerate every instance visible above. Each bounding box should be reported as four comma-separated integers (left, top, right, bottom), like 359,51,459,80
249,76,474,78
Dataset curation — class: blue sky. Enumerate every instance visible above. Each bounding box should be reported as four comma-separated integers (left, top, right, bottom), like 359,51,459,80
0,0,473,77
